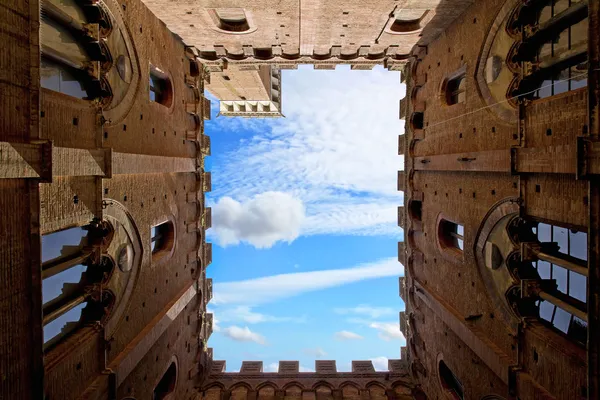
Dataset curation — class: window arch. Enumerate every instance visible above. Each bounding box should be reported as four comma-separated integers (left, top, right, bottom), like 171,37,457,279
386,10,431,34
438,360,464,400
41,222,115,351
208,8,257,34
154,361,177,400
216,8,250,32
508,0,589,100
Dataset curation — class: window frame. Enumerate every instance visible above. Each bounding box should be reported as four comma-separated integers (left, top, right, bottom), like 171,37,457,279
436,214,465,260
151,218,176,263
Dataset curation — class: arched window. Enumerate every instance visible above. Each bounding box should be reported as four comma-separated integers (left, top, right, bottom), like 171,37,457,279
40,0,110,100
509,0,588,100
527,221,587,344
41,223,114,350
439,219,464,252
439,360,464,400
154,361,177,400
215,8,250,32
445,74,466,105
151,221,175,257
149,66,173,107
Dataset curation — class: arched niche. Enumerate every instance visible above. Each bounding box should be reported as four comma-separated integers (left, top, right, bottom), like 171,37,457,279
340,383,360,400
257,384,277,400
231,384,251,400
366,383,386,400
473,198,522,333
99,0,142,124
474,0,520,123
102,200,143,338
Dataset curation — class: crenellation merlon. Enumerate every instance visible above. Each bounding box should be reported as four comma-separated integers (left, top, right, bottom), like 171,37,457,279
208,359,410,375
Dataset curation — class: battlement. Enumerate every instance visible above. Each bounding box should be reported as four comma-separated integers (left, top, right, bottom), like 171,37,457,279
209,358,408,376
202,358,414,399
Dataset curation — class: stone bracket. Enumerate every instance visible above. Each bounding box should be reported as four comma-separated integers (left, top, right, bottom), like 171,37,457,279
0,140,53,182
577,136,600,178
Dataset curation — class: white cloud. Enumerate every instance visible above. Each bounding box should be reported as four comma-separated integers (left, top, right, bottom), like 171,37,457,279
303,347,327,358
212,257,403,306
216,306,306,324
370,356,389,371
221,326,267,345
207,66,405,243
265,362,279,372
369,322,404,341
212,192,305,248
334,331,364,341
264,363,314,372
334,305,396,319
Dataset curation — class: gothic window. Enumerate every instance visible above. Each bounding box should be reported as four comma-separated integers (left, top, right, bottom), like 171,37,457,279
528,221,588,344
154,362,177,400
215,8,250,32
149,66,173,107
445,74,466,105
41,223,114,350
151,221,175,256
439,219,464,252
40,0,110,100
509,0,588,100
438,360,464,400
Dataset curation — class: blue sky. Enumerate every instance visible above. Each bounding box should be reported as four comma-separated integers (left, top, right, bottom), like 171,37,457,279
205,65,407,372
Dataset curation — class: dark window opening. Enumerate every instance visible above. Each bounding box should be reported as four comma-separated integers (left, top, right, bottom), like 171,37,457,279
150,67,173,107
411,112,424,130
154,362,177,400
439,360,464,400
409,200,423,222
445,74,466,105
439,219,464,252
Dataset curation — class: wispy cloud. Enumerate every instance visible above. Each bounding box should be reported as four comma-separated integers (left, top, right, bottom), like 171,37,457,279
334,305,397,319
208,66,405,246
303,347,327,358
212,192,305,248
369,322,404,342
222,326,267,345
212,257,403,306
216,306,307,324
334,331,364,341
346,318,404,343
